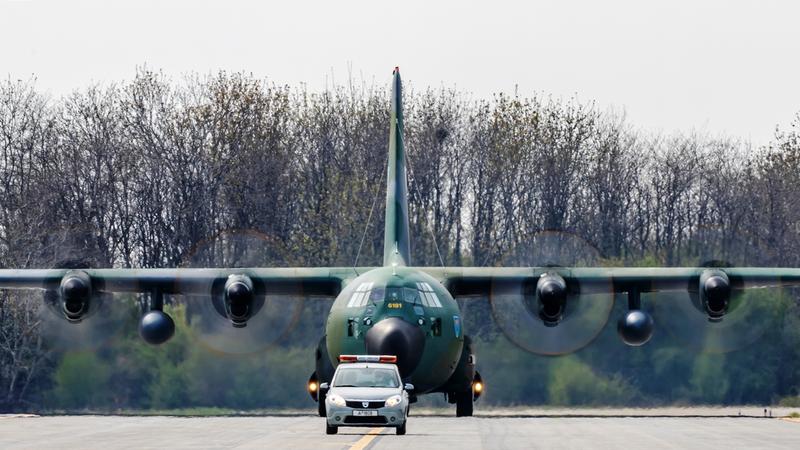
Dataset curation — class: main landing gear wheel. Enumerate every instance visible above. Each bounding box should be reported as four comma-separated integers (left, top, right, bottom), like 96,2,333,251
317,395,326,417
455,392,473,417
396,422,407,435
325,424,338,435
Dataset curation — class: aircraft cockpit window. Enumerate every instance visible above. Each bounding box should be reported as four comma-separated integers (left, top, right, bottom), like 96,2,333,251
403,287,419,303
416,282,443,307
369,287,386,303
385,287,403,302
347,282,374,308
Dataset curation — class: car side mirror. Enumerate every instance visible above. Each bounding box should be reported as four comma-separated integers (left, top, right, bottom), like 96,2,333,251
319,382,329,390
404,383,414,391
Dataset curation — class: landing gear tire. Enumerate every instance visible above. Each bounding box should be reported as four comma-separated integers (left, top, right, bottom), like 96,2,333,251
455,392,473,417
396,422,407,435
326,424,338,435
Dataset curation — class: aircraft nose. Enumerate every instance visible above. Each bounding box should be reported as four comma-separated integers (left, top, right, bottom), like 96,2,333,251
365,317,425,377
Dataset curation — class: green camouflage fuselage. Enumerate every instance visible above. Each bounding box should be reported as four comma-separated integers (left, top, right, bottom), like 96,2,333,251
325,267,463,393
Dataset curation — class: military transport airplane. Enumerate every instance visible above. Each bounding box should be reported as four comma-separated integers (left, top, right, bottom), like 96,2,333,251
1,67,799,417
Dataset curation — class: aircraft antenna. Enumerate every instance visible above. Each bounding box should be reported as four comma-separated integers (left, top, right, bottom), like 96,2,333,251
353,163,386,273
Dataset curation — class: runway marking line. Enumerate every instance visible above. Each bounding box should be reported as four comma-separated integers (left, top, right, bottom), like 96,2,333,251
350,427,384,450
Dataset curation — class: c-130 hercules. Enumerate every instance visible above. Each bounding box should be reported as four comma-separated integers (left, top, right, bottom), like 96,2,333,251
1,68,799,416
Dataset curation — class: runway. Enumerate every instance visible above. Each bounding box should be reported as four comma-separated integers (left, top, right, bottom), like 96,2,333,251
1,414,798,449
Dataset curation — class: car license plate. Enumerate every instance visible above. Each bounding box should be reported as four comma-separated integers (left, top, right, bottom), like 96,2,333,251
353,410,378,416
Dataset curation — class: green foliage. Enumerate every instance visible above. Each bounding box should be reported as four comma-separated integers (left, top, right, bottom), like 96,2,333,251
49,352,112,409
468,337,550,405
685,355,729,403
548,357,638,406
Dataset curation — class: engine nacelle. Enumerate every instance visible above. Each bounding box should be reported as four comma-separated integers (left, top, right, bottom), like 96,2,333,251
535,273,567,325
58,271,93,323
224,274,255,328
699,269,731,321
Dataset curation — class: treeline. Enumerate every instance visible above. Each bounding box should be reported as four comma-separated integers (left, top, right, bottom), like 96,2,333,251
1,71,799,411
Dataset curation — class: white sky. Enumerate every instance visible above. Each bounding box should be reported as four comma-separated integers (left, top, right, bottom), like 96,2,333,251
1,0,798,145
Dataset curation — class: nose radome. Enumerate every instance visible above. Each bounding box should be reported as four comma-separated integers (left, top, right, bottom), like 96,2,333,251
365,317,425,377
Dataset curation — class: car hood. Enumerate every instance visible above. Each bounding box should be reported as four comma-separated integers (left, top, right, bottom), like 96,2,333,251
331,387,399,400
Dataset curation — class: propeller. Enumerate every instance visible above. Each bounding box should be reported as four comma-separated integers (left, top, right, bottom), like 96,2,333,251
489,230,614,355
651,227,786,353
36,227,132,352
39,287,131,352
179,229,305,355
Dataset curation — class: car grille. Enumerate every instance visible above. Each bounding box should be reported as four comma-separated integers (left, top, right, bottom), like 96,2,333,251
345,400,385,409
344,416,388,424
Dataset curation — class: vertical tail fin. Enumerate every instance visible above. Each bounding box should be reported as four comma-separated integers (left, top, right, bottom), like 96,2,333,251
383,67,411,267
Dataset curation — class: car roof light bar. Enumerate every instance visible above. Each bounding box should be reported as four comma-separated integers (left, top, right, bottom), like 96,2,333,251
338,355,397,363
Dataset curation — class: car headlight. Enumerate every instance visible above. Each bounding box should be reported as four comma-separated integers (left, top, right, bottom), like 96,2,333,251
385,395,402,407
327,394,346,407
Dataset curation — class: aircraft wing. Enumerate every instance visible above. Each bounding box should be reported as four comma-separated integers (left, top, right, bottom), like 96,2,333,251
5,265,799,308
0,266,369,345
423,266,800,354
422,266,800,297
0,267,360,297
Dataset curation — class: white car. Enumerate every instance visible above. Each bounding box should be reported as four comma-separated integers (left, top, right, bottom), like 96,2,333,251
320,355,412,435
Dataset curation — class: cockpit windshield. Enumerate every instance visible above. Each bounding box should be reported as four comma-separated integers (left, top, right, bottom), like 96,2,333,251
333,367,400,388
346,282,443,308
369,287,386,303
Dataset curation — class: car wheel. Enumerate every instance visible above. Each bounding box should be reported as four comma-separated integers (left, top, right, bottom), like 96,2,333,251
396,422,406,435
326,424,338,435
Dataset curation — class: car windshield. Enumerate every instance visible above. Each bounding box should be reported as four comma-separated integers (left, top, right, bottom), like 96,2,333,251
333,367,400,388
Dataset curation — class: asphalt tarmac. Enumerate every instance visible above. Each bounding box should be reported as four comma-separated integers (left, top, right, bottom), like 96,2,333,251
1,414,798,449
